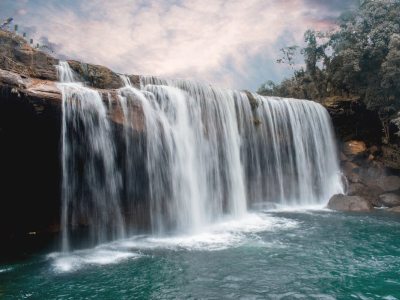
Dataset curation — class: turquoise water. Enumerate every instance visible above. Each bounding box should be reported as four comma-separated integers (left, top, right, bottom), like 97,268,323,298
1,208,400,299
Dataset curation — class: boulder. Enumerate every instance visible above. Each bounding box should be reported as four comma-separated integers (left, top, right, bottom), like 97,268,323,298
347,183,365,196
356,161,387,179
343,162,359,173
343,141,367,156
375,176,400,192
340,152,348,162
379,193,400,208
387,206,400,213
355,181,385,207
327,194,373,212
346,172,364,184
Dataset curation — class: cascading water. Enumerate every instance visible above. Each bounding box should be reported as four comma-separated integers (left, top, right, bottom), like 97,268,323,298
57,62,125,251
57,62,342,250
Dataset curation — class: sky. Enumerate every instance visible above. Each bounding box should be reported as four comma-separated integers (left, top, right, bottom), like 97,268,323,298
1,0,354,92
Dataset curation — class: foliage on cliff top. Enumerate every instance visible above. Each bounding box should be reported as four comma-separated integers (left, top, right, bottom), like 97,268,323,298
258,0,400,143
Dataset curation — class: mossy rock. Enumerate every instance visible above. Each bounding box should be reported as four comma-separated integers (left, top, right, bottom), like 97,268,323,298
67,60,122,89
242,90,259,110
382,146,400,169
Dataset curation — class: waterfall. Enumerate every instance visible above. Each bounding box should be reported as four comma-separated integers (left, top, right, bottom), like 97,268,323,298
57,62,125,251
57,63,342,250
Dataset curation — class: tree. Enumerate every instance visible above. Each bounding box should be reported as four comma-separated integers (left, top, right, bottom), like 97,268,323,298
259,0,400,143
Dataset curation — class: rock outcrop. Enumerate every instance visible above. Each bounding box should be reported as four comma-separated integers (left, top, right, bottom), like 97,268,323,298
327,194,374,212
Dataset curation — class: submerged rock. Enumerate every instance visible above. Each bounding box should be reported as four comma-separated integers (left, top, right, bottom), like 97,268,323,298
327,194,374,212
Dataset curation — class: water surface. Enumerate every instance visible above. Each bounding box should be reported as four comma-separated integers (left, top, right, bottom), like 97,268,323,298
1,208,399,299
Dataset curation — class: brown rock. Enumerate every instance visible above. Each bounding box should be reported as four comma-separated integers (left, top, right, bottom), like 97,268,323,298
347,172,364,184
328,194,373,212
387,206,400,213
343,162,358,173
381,146,400,170
340,152,348,162
0,30,58,81
67,60,122,89
343,141,367,155
347,183,365,196
375,176,400,192
379,193,400,208
354,182,384,207
243,90,259,109
128,75,141,89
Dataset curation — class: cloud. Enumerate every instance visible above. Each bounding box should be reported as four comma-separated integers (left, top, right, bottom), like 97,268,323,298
17,9,26,15
6,0,352,91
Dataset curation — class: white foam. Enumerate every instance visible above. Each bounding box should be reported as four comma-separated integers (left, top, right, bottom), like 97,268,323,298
251,202,329,213
120,212,298,251
0,267,13,273
49,212,298,272
48,247,141,273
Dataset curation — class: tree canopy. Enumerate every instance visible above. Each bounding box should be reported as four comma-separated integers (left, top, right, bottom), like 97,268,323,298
258,0,400,143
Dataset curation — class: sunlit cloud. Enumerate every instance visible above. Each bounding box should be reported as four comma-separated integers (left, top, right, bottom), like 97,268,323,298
1,0,354,91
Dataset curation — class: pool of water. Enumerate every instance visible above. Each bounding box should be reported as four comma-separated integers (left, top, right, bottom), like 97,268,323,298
1,208,400,299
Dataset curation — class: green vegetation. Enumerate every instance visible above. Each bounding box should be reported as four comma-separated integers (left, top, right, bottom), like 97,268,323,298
258,0,400,143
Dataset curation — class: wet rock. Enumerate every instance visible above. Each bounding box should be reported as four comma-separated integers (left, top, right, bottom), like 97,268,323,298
328,194,373,212
343,141,367,156
387,206,400,213
379,193,400,208
243,90,259,110
128,75,141,89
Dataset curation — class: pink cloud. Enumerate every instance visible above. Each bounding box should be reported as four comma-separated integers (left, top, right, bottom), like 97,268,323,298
26,0,344,90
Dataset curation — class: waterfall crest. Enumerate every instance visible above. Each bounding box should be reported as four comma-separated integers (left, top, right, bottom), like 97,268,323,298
58,63,342,250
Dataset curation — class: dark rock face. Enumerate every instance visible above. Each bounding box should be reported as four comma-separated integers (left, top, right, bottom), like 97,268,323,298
328,194,374,212
0,32,149,245
379,193,400,208
0,77,62,237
